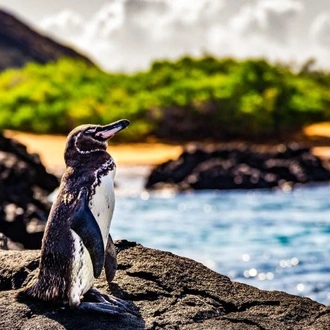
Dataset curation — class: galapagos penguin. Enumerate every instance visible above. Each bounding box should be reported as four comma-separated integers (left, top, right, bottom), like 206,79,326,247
25,119,133,315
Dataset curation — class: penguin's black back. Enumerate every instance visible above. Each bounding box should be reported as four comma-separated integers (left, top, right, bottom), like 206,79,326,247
27,152,115,301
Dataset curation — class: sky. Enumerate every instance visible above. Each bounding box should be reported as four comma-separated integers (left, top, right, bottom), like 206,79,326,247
0,0,329,72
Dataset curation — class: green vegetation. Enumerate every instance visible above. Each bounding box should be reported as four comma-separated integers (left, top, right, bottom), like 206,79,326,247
0,56,329,141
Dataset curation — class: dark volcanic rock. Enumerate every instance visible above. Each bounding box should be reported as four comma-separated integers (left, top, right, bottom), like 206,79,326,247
0,240,329,329
0,132,59,249
146,143,330,191
0,9,94,71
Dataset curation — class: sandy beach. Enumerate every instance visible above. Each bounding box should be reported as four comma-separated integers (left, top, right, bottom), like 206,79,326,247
4,122,330,174
4,130,183,173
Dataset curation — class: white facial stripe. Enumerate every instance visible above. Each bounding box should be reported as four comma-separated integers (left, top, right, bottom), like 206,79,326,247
85,129,97,135
74,132,107,154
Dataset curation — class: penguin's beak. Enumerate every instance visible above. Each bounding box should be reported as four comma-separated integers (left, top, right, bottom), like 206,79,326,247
95,119,130,140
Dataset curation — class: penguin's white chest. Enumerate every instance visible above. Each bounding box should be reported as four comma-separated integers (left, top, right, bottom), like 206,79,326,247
69,170,116,306
70,230,94,306
89,171,115,247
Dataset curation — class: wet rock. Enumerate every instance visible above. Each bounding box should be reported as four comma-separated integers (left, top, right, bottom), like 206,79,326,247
0,132,59,249
146,143,330,191
0,240,329,329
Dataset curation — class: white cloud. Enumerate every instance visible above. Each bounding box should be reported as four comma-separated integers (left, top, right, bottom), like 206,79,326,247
40,9,84,39
230,0,304,43
37,0,330,72
41,0,226,71
309,12,330,47
208,0,306,65
85,2,125,39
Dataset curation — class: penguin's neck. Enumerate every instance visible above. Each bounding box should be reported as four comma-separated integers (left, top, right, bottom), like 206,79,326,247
65,150,111,169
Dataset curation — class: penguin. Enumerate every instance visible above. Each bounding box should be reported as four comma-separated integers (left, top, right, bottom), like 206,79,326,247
25,119,134,315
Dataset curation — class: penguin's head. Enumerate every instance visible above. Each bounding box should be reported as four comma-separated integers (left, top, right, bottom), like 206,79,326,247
65,119,130,163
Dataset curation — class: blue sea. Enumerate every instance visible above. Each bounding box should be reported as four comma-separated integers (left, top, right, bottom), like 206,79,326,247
112,166,330,305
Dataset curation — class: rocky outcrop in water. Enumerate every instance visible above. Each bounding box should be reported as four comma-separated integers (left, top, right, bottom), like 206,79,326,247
0,132,59,249
0,240,329,329
0,9,94,71
146,143,330,191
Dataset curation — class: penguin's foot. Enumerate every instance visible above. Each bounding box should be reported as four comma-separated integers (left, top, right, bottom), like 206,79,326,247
78,288,138,316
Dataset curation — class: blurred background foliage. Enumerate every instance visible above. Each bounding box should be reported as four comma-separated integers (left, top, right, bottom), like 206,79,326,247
0,56,329,142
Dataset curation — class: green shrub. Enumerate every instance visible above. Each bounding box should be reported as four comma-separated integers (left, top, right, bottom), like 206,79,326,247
0,56,329,141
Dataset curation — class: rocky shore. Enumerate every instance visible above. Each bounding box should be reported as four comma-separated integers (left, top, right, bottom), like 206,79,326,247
0,240,329,330
1,134,330,329
0,132,59,249
146,142,330,191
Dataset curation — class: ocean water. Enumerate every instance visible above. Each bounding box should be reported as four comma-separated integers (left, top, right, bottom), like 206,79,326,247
112,166,330,305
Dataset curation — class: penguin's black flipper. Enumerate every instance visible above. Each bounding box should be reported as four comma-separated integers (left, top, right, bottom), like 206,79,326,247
104,234,117,285
71,187,105,278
